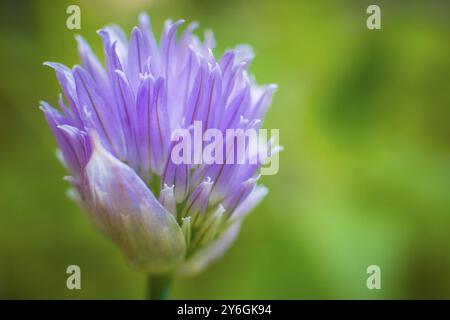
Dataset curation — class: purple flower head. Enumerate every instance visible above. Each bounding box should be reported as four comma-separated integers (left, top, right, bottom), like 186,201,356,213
41,13,278,274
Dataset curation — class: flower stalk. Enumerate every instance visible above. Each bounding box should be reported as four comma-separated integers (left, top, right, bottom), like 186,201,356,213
148,273,173,300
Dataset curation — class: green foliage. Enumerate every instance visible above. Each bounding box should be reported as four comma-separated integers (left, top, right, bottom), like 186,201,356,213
0,0,449,299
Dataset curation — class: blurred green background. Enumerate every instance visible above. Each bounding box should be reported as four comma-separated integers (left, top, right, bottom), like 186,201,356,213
0,0,449,299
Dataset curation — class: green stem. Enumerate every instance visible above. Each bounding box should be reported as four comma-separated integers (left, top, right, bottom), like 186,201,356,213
148,274,173,300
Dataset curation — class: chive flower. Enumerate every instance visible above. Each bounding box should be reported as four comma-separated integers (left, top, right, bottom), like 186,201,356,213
41,13,278,278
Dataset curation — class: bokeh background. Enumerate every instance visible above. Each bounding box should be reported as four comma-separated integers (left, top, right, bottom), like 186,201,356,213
0,0,449,299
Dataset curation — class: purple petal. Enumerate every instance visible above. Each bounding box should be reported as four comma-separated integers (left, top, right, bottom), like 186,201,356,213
160,19,185,78
149,78,170,175
183,63,206,126
230,185,268,223
220,83,251,130
222,177,257,215
114,69,139,167
127,27,148,91
40,102,89,179
76,35,109,96
183,177,213,218
247,84,278,120
44,62,83,128
159,184,177,217
162,140,191,203
138,13,158,59
135,75,153,176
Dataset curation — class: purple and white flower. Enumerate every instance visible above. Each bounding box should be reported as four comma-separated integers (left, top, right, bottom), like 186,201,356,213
41,13,278,274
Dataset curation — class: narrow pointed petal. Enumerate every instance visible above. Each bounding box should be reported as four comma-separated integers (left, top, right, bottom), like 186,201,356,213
138,12,158,58
203,66,222,130
183,177,213,218
168,47,199,128
44,62,83,128
230,185,268,223
127,27,148,91
97,25,128,66
159,184,177,216
221,83,251,130
204,29,216,50
114,69,139,167
247,84,278,120
149,78,170,175
135,75,153,175
160,19,185,78
162,143,190,203
183,64,206,126
40,102,88,179
178,22,199,59
222,177,257,215
76,35,109,93
57,125,91,178
234,44,255,65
